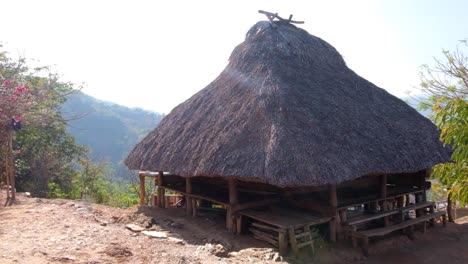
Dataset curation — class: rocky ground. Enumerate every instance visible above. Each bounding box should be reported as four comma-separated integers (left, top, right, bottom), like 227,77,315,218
0,193,467,264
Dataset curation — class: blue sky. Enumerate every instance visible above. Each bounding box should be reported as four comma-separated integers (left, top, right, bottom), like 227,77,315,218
1,0,467,113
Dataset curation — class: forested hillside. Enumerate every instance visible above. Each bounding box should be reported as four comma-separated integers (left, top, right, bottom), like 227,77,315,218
62,91,164,180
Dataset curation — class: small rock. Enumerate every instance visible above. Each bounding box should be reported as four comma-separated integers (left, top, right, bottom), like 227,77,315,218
272,252,282,262
142,231,167,238
169,221,184,229
197,243,228,258
100,222,108,226
168,237,185,245
125,224,145,232
24,192,31,198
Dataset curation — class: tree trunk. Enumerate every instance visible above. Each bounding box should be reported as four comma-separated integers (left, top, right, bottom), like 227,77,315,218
447,193,455,222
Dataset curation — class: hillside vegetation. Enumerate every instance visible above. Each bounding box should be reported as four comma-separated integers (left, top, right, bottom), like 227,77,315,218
62,91,164,180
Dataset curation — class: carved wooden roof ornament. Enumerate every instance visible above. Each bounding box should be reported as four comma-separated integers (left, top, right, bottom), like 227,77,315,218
258,10,304,24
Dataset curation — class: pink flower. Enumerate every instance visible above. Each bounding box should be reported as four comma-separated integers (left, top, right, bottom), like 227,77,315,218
15,86,26,92
2,80,10,85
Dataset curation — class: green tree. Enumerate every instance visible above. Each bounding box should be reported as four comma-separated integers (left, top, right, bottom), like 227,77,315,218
1,45,83,201
419,40,468,220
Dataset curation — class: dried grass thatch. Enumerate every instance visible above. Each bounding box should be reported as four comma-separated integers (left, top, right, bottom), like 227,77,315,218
126,21,450,187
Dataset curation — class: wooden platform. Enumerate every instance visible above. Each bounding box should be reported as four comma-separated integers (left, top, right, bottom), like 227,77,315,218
352,210,447,256
239,207,331,229
237,206,331,254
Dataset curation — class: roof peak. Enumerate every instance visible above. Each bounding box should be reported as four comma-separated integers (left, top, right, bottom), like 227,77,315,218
258,10,304,25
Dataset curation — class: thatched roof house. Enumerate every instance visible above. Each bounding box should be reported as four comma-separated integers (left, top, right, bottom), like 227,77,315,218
126,21,449,187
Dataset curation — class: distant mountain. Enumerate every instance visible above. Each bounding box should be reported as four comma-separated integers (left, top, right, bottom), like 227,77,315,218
62,91,164,179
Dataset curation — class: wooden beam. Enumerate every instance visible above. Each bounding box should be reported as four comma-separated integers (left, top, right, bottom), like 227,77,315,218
139,174,145,206
329,184,337,242
186,177,193,216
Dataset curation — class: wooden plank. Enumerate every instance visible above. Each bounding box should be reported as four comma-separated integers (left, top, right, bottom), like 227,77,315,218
231,198,279,212
347,210,400,226
355,211,446,238
338,189,425,210
400,201,434,213
297,241,313,249
295,232,311,239
238,207,331,229
250,228,278,240
253,235,278,247
252,222,280,232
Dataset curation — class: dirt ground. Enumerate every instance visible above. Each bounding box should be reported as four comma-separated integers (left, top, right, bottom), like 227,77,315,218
0,193,467,264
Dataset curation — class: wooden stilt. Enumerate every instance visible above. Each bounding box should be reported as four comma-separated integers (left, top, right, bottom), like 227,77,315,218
288,227,299,255
186,177,192,216
329,184,337,242
278,230,287,255
192,198,197,216
396,196,404,208
227,179,239,233
362,237,369,256
139,173,145,206
381,175,389,226
157,171,166,208
236,215,243,235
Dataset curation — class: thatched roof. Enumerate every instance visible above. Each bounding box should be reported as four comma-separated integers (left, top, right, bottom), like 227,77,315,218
126,21,450,187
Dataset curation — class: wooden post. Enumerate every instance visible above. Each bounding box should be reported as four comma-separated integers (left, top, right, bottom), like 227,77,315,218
192,198,197,216
419,171,430,203
381,175,389,226
227,179,239,233
329,184,337,242
157,171,166,208
278,230,287,255
288,227,299,255
396,196,404,208
236,215,243,235
186,177,193,216
139,173,145,206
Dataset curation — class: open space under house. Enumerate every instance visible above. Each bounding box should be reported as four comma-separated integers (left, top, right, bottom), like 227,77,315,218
125,12,451,256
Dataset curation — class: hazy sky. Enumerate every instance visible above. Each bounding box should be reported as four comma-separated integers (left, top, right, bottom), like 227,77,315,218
1,0,467,113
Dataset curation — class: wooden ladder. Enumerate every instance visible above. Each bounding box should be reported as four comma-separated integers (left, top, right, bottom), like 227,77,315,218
288,225,315,255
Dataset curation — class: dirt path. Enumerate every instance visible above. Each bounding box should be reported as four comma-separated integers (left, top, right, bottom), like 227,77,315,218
0,193,467,263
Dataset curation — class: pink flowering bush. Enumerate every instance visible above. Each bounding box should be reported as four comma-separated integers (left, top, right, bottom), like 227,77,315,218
0,78,35,124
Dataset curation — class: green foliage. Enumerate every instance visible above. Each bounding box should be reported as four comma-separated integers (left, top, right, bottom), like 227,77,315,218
432,98,468,205
420,39,468,206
